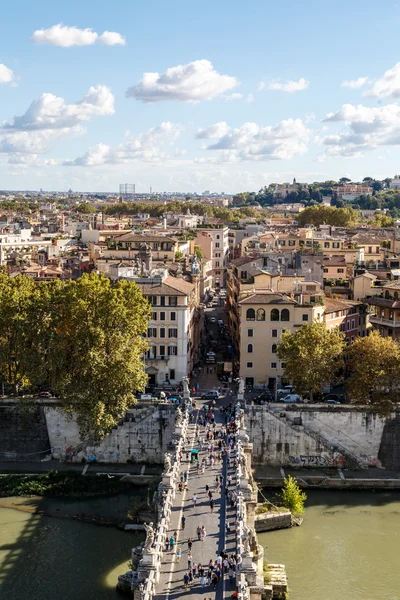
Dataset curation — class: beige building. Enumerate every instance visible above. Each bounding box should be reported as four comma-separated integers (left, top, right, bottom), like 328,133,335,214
237,292,325,389
195,226,229,287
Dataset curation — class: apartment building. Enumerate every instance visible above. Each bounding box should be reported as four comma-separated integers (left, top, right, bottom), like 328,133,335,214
323,298,370,342
237,292,325,389
366,280,400,339
195,226,229,287
107,244,201,386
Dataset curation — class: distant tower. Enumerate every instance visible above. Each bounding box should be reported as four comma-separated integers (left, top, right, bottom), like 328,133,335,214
150,186,152,195
138,243,152,272
119,184,135,199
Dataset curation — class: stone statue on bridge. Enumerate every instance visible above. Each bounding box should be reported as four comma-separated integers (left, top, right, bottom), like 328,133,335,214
238,378,245,396
242,523,251,553
164,452,172,474
175,406,183,425
143,522,155,552
182,376,190,398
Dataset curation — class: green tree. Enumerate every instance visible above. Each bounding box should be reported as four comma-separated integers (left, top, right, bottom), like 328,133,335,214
194,246,204,260
347,331,400,416
281,475,307,515
42,274,150,439
297,205,358,227
175,250,184,260
0,275,39,394
277,322,345,401
74,202,96,214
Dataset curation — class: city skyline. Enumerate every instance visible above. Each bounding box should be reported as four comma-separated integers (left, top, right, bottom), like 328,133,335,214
2,0,400,192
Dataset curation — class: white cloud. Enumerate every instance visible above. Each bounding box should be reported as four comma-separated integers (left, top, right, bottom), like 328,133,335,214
196,122,230,139
0,64,14,84
126,59,239,103
365,62,400,98
341,77,368,89
321,102,400,156
256,81,265,91
31,24,125,47
2,85,114,131
268,78,309,93
224,93,242,101
98,31,126,46
64,122,183,166
247,93,255,103
198,118,310,161
0,85,114,161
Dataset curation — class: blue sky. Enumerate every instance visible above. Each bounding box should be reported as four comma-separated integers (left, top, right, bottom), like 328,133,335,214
1,0,400,192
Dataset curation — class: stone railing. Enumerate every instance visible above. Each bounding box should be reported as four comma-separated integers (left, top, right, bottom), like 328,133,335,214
118,398,192,598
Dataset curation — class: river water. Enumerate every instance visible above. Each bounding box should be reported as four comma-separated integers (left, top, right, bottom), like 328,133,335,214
1,490,400,600
0,496,144,600
259,490,400,600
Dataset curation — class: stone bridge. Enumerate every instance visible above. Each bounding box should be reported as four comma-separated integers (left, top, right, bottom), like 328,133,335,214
117,392,285,600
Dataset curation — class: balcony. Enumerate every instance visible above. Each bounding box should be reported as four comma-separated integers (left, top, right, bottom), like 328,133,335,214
146,356,171,363
369,315,400,328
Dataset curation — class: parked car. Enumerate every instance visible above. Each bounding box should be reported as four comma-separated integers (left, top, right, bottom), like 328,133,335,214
277,386,294,399
210,317,216,323
282,394,302,403
201,391,219,400
218,319,224,327
327,399,340,405
39,391,52,398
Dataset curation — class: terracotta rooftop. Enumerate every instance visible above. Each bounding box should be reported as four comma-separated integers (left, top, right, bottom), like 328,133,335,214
239,293,295,305
323,298,355,312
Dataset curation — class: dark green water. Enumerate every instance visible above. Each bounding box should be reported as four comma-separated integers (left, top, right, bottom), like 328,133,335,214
0,497,143,600
259,490,400,600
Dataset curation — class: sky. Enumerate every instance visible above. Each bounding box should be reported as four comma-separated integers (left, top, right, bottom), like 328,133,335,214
2,0,400,193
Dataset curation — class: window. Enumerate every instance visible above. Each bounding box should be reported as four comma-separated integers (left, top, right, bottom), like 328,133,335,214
385,290,390,299
247,329,254,337
272,329,278,338
346,321,350,330
337,268,344,274
271,344,277,353
310,296,316,303
394,292,399,300
271,308,280,321
146,345,156,359
216,235,220,239
147,327,157,338
168,328,178,338
375,246,379,253
281,309,290,321
215,243,220,248
148,295,157,305
368,247,372,254
160,296,166,307
168,345,177,356
271,362,277,369
160,311,166,321
256,308,266,321
246,362,253,368
246,308,256,321
324,242,330,248
170,311,176,321
169,369,175,380
151,311,157,320
281,362,286,368
216,261,220,267
159,345,165,357
240,270,248,279
247,343,254,353
333,242,340,248
169,296,178,306
323,268,329,273
302,314,309,321
160,328,166,338
288,240,296,247
351,319,355,329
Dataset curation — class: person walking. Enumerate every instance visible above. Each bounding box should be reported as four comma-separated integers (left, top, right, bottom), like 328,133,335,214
197,525,201,541
188,552,193,569
169,535,175,550
212,572,218,589
228,567,234,585
176,546,182,562
201,525,206,541
183,572,190,589
192,494,197,507
200,574,206,589
210,499,214,513
165,535,170,551
187,537,193,552
181,515,186,530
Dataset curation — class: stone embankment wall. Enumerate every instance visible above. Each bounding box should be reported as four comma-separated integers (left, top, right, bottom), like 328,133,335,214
45,404,176,464
0,402,51,460
254,511,292,533
246,406,398,469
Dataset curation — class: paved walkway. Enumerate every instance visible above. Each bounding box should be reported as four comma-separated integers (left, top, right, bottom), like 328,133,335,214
154,404,237,600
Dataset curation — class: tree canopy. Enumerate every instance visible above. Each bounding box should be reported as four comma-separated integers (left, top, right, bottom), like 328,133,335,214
297,205,358,227
277,321,345,401
0,273,150,439
347,331,400,416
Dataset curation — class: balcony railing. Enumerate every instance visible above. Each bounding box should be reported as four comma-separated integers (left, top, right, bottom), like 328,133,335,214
369,315,400,328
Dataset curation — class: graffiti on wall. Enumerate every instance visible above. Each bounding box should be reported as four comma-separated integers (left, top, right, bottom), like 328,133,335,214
289,453,345,467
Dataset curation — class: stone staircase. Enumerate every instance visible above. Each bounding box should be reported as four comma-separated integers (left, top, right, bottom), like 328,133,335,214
267,407,368,469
